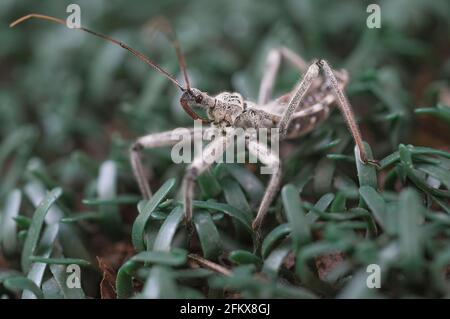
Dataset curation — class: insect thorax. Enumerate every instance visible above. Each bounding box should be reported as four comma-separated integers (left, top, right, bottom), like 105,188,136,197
208,92,278,130
207,92,244,127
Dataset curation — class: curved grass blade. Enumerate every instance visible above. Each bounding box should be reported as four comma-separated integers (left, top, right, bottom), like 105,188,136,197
21,187,62,272
380,145,450,169
29,257,91,267
132,178,176,251
229,250,262,266
281,185,310,251
82,195,141,205
262,243,290,278
153,206,184,251
330,192,347,212
197,168,222,198
221,176,252,215
132,248,187,266
306,193,335,223
354,142,377,188
398,188,424,282
141,266,177,299
215,163,264,205
415,105,450,124
261,223,290,259
61,212,104,223
193,211,222,260
192,200,252,234
0,270,22,284
116,248,187,298
359,186,386,229
1,189,21,256
21,223,59,299
116,260,140,299
24,182,91,261
4,276,44,299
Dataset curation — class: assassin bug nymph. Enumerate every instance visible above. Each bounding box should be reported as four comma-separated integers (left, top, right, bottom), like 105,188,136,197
11,14,378,233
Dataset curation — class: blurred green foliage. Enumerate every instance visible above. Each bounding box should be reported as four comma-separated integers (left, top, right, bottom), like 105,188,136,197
0,0,449,299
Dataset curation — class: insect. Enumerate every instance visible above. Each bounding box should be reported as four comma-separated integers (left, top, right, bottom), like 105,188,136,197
11,13,378,234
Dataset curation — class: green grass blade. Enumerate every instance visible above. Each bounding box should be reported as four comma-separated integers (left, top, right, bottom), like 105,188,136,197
132,178,176,251
354,142,377,188
141,266,177,299
193,211,222,260
4,276,44,299
229,250,262,266
1,189,21,255
281,184,311,250
132,248,187,266
398,188,424,282
22,224,59,299
215,163,264,205
21,187,62,272
359,186,387,228
29,257,91,267
221,176,252,215
262,243,290,278
261,223,290,259
192,200,252,233
153,206,184,251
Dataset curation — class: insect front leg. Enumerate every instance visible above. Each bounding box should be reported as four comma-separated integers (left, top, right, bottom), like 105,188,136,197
246,139,282,232
258,47,309,105
182,132,234,227
317,59,378,166
130,128,195,199
277,61,320,137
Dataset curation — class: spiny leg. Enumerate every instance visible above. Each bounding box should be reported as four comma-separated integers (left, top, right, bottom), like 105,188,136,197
275,58,377,165
130,128,196,199
277,61,320,137
183,132,234,227
258,47,309,105
246,139,282,232
317,59,377,165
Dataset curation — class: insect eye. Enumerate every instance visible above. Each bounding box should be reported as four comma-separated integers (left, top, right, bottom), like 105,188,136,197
195,95,203,103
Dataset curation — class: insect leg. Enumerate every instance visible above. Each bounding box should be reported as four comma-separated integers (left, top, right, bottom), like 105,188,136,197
318,59,378,166
182,132,234,226
246,139,282,232
277,61,320,137
258,47,309,105
130,128,195,199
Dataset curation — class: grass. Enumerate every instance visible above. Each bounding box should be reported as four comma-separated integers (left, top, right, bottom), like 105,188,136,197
0,0,450,298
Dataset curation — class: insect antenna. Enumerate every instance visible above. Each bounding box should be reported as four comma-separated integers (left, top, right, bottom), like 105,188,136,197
145,16,191,90
145,17,211,122
10,13,185,91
